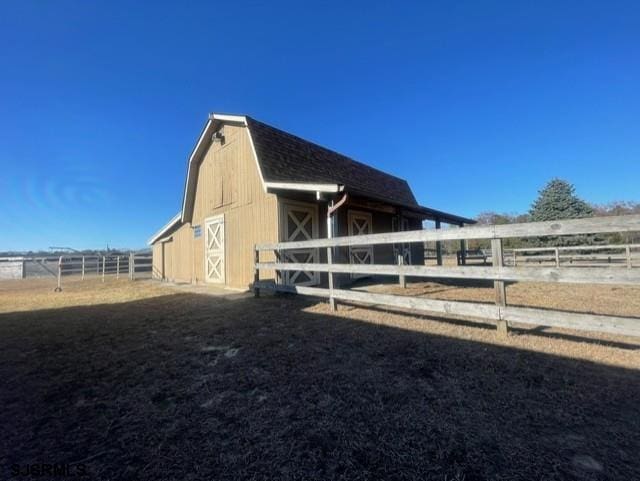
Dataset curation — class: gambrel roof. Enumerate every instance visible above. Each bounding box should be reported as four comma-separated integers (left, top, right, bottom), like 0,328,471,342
246,117,418,208
148,113,474,244
181,114,473,222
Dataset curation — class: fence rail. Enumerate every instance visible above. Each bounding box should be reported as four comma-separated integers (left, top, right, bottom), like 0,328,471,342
253,214,640,338
512,244,639,268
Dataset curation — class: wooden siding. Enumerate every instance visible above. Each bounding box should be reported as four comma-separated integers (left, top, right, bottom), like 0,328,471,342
169,224,194,282
152,243,163,279
163,239,174,281
184,124,278,288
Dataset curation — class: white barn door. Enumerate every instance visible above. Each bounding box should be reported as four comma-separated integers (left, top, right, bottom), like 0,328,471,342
348,211,373,279
280,201,319,286
204,215,225,284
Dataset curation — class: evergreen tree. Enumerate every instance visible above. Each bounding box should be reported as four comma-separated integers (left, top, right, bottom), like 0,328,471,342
529,179,593,221
529,179,594,245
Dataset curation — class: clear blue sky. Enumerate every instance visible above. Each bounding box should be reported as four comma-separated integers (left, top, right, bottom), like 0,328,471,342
1,1,639,251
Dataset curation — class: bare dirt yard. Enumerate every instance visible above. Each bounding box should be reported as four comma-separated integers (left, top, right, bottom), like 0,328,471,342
1,277,639,480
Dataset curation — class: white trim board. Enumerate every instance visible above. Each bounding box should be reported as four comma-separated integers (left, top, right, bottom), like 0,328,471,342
148,212,182,245
266,182,343,193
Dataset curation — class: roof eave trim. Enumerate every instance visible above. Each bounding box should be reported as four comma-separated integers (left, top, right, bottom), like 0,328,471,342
265,182,343,193
147,212,182,245
210,113,248,124
180,119,214,222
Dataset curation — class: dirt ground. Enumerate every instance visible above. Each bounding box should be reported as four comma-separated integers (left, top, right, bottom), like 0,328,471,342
0,277,639,480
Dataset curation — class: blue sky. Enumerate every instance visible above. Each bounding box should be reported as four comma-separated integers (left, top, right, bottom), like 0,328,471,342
1,1,638,251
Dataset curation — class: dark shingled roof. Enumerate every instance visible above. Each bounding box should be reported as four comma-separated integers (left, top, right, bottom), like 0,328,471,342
246,116,418,208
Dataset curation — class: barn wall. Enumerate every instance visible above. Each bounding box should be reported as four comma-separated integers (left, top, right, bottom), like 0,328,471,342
189,124,278,289
163,239,174,281
152,243,163,279
170,224,194,283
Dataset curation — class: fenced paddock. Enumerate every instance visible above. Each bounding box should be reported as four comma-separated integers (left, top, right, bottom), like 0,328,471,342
0,253,153,290
254,214,640,338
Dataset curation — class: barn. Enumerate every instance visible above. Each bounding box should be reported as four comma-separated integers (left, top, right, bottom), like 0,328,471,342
148,113,474,289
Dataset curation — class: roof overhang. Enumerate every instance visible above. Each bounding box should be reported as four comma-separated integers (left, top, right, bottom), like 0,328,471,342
147,212,182,245
409,205,476,225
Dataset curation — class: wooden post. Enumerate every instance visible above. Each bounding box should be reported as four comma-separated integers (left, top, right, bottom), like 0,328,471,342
116,256,120,279
81,256,85,280
435,218,443,266
398,254,406,288
554,247,560,268
129,253,135,280
491,238,508,336
253,247,260,298
326,210,336,310
102,256,106,282
626,245,632,268
274,249,282,285
458,223,466,265
55,256,63,292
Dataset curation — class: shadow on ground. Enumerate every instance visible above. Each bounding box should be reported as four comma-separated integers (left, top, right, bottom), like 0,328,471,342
0,293,638,481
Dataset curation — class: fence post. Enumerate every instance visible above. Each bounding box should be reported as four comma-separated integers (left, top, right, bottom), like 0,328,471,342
274,249,281,285
435,218,443,266
129,253,134,280
398,254,406,288
55,256,63,292
102,256,106,282
326,213,336,311
554,247,560,268
491,238,508,336
626,245,632,269
253,246,260,298
116,256,120,279
81,256,85,280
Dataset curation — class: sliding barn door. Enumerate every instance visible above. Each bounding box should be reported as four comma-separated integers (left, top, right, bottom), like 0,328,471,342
348,210,373,279
280,201,319,286
204,215,225,284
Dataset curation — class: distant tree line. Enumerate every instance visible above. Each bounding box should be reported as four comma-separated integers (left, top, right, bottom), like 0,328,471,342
468,178,640,249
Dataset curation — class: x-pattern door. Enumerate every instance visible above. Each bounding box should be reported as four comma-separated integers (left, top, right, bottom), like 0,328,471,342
348,211,373,279
282,203,319,286
205,216,225,283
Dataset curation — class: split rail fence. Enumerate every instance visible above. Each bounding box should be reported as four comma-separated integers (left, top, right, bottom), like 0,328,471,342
253,214,640,338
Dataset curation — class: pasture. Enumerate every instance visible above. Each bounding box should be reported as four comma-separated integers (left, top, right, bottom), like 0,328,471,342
1,278,639,480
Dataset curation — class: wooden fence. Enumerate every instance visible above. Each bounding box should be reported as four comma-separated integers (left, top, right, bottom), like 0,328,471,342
511,244,639,268
253,215,640,338
52,253,153,290
0,253,152,290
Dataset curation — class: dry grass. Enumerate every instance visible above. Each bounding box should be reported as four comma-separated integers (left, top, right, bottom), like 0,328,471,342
0,278,639,480
0,276,175,314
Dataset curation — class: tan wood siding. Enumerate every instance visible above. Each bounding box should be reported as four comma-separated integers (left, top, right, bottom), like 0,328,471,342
152,243,163,279
170,224,194,282
186,125,278,288
163,240,174,280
